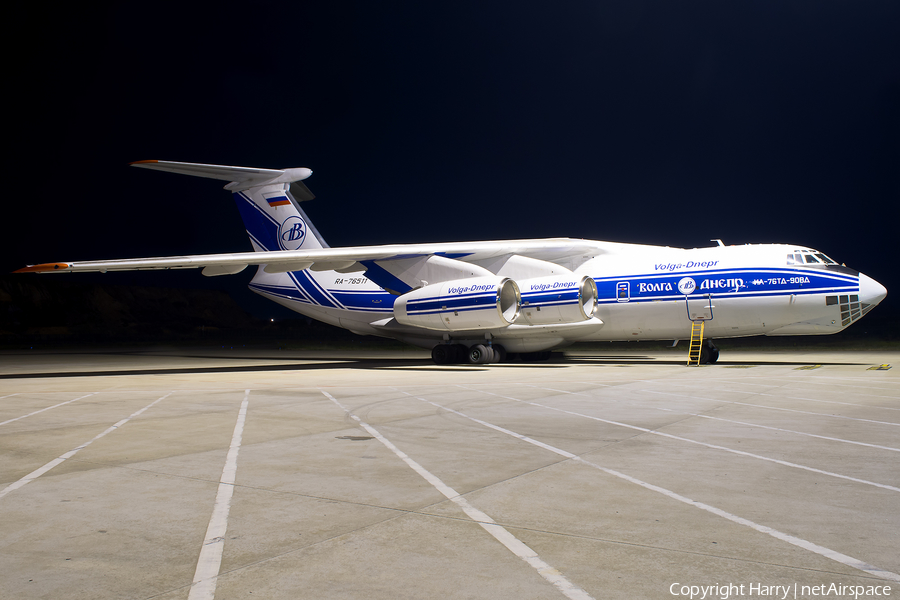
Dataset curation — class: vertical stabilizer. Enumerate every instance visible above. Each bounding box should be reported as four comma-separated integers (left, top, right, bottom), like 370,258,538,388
232,185,327,252
131,160,336,307
131,160,328,252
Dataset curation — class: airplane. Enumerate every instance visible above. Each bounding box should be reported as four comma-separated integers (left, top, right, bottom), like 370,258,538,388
15,160,888,365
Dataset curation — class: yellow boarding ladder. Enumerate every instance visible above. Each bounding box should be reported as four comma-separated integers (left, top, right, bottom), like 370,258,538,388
687,320,705,366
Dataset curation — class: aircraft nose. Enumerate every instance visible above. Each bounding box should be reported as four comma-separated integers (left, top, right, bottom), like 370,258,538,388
858,272,887,308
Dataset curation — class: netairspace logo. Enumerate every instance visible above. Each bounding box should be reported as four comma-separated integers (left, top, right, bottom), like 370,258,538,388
669,582,892,600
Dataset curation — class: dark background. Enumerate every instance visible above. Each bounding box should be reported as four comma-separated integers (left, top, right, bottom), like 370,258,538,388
4,1,898,344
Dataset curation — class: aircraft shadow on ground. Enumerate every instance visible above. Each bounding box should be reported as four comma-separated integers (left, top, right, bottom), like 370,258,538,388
0,352,868,379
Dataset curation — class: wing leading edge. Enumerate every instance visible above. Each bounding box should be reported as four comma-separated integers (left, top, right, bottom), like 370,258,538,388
15,238,609,275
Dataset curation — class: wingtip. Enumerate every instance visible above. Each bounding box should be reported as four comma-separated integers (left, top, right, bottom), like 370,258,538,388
130,160,159,166
13,263,71,273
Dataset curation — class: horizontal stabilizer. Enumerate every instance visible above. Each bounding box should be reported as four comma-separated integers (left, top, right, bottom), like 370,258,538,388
131,160,313,192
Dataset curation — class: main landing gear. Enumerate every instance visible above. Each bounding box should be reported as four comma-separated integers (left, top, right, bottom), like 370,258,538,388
432,343,503,364
431,344,551,365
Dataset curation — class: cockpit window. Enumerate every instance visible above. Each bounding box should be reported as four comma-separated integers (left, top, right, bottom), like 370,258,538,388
788,249,839,266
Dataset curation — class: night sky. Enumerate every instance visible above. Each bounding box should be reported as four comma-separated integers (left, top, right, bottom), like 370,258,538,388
8,1,899,324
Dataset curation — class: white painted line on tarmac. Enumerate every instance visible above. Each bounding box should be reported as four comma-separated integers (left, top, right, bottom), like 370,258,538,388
774,395,900,411
645,389,900,427
0,393,97,427
188,389,250,600
414,395,900,584
465,387,900,493
662,409,900,453
523,384,900,452
0,392,171,500
783,377,900,390
611,375,900,393
320,390,594,600
652,379,900,409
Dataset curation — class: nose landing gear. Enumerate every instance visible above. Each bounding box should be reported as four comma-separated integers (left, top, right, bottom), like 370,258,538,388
699,339,719,365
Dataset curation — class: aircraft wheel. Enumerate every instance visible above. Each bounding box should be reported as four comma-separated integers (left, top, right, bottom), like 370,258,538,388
468,344,491,364
448,344,466,363
431,345,451,365
520,351,537,362
699,345,710,365
706,341,719,364
492,345,507,363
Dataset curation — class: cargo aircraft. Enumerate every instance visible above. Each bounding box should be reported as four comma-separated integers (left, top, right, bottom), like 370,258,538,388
16,161,887,364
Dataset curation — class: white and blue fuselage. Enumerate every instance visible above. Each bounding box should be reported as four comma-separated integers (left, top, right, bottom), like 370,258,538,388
246,241,884,352
18,160,886,362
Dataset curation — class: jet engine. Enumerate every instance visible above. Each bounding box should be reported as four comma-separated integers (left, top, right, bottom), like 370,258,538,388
394,276,521,331
516,275,598,325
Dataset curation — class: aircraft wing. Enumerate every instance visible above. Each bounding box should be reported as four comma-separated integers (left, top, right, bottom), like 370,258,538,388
15,238,615,276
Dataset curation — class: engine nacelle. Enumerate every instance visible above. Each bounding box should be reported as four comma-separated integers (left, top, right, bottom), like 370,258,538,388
517,275,598,325
394,276,521,331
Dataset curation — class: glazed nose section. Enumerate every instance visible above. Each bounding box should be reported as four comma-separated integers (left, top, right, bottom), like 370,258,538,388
859,273,887,308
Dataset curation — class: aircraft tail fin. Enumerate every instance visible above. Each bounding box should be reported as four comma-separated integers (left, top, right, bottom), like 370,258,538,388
131,160,328,252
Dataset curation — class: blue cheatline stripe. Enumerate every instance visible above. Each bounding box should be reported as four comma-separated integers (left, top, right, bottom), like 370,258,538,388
328,291,396,311
251,282,394,313
253,282,395,313
594,269,858,303
408,288,500,302
289,271,342,309
522,296,579,305
300,270,346,307
247,231,269,252
249,283,313,305
254,280,316,305
524,300,579,308
359,261,414,294
407,294,499,315
594,268,858,285
332,305,393,313
595,287,858,305
521,290,579,304
233,192,280,251
326,289,389,295
406,291,497,307
409,305,502,316
407,298,496,312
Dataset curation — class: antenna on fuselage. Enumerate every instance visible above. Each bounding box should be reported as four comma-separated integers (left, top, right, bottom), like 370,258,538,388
711,239,725,247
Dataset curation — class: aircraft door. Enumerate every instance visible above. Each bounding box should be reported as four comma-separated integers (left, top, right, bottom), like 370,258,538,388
685,294,714,321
